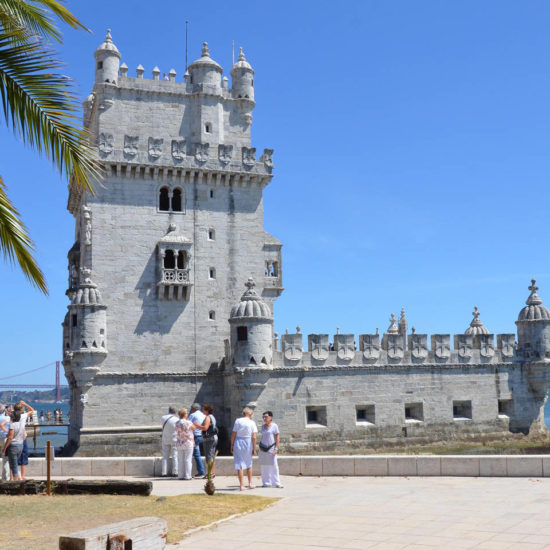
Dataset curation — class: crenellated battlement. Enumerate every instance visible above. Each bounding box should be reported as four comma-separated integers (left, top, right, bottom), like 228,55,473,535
275,328,517,368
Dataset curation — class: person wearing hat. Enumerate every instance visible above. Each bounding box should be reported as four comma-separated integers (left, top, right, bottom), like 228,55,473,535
188,403,205,477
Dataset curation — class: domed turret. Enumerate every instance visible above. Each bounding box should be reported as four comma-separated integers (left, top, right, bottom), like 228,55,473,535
231,47,254,101
67,268,107,355
187,42,222,88
229,278,273,367
465,306,490,336
516,279,550,359
94,29,121,85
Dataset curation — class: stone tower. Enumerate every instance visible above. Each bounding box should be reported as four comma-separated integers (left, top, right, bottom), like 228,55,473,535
63,32,283,455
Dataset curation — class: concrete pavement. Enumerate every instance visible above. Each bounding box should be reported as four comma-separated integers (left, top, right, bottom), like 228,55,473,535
157,475,550,550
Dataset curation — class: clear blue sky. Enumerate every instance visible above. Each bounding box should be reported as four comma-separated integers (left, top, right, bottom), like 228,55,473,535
1,1,550,386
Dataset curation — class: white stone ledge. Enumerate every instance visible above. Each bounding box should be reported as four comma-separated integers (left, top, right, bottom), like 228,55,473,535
25,455,549,478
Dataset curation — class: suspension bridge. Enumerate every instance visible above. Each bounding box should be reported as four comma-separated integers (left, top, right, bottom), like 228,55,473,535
0,361,67,401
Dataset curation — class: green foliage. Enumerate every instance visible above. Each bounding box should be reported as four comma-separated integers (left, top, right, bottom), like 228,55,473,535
0,0,101,293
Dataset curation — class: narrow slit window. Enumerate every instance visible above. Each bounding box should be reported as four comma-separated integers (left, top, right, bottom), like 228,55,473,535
209,310,215,320
210,189,214,198
208,229,215,240
209,267,216,279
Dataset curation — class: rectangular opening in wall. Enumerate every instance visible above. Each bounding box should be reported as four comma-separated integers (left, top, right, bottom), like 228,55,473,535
453,400,472,420
71,314,77,327
237,326,248,342
356,405,375,425
498,399,512,417
404,402,423,422
306,406,327,427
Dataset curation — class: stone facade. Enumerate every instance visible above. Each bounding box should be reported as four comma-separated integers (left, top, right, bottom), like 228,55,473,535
63,31,550,456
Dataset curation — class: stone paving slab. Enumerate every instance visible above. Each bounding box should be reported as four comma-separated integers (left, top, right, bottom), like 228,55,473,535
154,475,550,549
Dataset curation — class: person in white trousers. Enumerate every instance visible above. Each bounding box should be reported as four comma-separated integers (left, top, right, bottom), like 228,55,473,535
258,411,283,488
175,408,194,480
160,406,178,476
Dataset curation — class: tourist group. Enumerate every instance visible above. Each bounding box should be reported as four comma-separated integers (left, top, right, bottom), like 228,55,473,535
0,401,34,481
161,404,283,490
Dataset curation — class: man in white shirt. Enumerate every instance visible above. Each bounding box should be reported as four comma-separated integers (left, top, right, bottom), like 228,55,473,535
160,406,178,477
188,403,206,477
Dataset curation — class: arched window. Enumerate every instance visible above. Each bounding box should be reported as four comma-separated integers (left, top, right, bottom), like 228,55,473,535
164,249,175,269
159,187,170,211
172,188,182,212
177,250,186,269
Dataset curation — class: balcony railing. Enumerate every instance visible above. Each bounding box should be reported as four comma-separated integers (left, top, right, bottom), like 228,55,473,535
160,268,190,285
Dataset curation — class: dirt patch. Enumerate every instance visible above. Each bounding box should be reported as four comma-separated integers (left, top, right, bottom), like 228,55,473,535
0,493,278,549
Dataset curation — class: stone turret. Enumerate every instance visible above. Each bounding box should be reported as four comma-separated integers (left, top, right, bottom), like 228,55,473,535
231,47,254,101
229,277,273,367
516,279,550,360
465,306,489,336
187,42,222,88
94,29,121,85
66,268,107,357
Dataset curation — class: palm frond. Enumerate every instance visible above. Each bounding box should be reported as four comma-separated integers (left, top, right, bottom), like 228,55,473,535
0,0,88,43
0,30,101,192
0,174,47,293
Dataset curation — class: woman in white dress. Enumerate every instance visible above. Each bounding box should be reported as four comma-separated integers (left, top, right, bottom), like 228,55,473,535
230,407,257,491
258,411,283,488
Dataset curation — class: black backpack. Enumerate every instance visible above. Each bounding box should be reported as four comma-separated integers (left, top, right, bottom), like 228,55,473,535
204,415,218,438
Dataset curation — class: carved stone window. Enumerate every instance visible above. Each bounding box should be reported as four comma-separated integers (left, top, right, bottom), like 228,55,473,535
205,122,212,133
159,186,185,213
208,229,215,241
157,226,192,301
209,267,216,279
209,310,215,320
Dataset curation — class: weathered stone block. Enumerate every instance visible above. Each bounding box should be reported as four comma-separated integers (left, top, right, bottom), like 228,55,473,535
90,458,124,476
506,456,543,477
417,456,441,476
440,456,480,476
300,456,322,476
61,458,92,476
479,456,507,477
388,456,417,476
354,457,388,476
322,457,355,476
124,458,154,476
278,456,301,476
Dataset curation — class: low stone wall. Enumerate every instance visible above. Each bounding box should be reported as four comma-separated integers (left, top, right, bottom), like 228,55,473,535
26,455,550,478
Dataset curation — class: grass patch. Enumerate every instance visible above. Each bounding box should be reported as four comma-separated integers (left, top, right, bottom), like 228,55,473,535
0,493,278,549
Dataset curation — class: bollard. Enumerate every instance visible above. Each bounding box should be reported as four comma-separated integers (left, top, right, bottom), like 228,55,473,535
46,440,51,495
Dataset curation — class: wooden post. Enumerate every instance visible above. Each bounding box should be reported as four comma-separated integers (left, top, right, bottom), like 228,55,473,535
46,440,51,496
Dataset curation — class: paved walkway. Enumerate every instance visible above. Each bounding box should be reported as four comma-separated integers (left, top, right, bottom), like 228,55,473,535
154,475,550,550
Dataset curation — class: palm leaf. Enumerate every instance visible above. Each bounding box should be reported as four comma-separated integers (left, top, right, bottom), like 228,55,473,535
0,0,88,43
0,174,46,293
0,30,101,193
